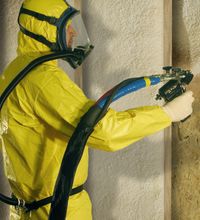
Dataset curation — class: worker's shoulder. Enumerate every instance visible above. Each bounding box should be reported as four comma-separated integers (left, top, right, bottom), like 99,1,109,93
1,55,75,97
28,62,65,79
25,62,72,89
1,55,67,87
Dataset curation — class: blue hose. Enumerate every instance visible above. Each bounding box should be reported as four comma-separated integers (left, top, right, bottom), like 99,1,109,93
97,76,161,108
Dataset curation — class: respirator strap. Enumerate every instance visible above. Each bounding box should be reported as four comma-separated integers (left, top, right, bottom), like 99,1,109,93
18,24,58,51
18,6,59,51
20,7,59,26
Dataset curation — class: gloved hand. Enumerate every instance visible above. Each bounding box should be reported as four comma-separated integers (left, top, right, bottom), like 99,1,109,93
162,90,194,122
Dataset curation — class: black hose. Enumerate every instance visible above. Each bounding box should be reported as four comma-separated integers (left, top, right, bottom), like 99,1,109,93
48,76,144,220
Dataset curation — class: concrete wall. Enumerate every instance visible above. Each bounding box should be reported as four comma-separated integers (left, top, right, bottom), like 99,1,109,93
0,1,167,220
172,0,200,219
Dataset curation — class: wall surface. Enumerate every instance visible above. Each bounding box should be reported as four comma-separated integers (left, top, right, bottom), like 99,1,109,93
0,1,167,220
82,1,167,220
172,0,200,219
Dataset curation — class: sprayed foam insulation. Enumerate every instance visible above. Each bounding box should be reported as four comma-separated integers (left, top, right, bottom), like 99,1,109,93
83,0,166,220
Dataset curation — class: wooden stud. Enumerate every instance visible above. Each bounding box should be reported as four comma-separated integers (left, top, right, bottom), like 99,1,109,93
164,0,172,220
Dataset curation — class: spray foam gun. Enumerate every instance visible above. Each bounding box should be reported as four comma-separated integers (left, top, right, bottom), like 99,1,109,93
155,66,193,102
155,66,194,122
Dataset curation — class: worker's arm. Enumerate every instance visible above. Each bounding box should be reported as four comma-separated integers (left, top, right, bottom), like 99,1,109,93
89,90,194,151
88,106,171,152
32,68,172,152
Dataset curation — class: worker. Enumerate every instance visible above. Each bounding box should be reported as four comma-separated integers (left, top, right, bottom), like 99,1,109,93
0,0,194,219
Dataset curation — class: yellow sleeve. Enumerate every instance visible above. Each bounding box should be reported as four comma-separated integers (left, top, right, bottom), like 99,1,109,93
33,68,171,152
88,106,171,152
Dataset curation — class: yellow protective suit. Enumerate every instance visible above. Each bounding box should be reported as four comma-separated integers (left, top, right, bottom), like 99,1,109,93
0,0,172,219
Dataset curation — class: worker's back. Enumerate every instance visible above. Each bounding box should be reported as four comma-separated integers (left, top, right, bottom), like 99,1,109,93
0,55,92,219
